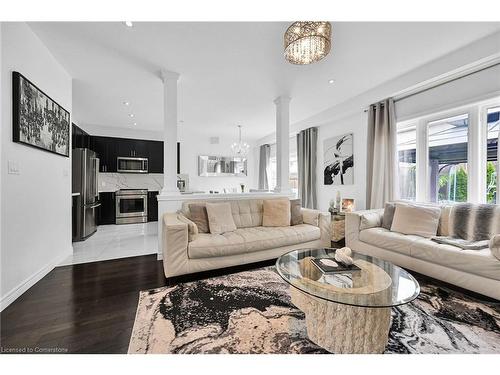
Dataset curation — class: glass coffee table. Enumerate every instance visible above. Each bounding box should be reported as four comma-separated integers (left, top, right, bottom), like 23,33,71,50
276,248,420,354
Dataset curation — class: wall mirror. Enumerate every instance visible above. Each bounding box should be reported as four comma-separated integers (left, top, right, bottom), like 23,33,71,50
198,155,247,177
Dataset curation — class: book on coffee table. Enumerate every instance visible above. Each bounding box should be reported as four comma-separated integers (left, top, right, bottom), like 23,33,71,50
310,257,361,274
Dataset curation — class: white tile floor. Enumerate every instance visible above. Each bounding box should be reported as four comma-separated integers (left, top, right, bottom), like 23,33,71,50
60,222,158,266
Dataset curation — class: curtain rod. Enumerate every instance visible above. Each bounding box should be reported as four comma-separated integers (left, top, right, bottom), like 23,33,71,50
363,61,500,113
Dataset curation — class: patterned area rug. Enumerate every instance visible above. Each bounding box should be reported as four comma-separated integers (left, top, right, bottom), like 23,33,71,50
128,267,500,354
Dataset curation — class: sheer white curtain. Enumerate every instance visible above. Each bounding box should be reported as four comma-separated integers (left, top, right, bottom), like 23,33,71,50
366,98,398,209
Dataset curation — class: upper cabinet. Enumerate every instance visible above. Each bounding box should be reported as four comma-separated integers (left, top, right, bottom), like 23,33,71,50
90,136,168,174
91,136,117,172
148,140,164,174
72,123,91,149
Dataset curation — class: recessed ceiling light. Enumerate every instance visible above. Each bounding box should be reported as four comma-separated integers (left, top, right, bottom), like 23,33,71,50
123,101,130,106
129,114,135,118
125,21,133,28
133,122,137,126
328,79,335,84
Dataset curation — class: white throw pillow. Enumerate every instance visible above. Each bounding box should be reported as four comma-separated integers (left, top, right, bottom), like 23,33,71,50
390,203,441,238
490,235,500,261
205,202,237,234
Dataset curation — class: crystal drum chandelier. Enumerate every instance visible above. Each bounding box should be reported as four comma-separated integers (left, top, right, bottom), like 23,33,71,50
284,21,332,65
231,125,250,156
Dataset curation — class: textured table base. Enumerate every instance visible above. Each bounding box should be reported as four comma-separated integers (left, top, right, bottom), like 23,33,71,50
291,287,391,354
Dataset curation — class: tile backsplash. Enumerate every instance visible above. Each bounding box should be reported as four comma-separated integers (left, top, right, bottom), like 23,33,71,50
98,173,163,192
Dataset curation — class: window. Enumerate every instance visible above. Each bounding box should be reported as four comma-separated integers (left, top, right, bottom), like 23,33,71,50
428,114,469,203
396,97,500,204
397,124,416,200
486,106,499,203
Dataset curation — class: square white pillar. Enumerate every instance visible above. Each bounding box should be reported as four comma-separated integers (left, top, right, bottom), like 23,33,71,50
160,70,180,196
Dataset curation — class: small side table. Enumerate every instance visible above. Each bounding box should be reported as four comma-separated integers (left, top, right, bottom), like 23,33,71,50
330,214,345,248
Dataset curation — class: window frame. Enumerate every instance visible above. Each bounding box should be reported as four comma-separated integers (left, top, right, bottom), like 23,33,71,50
397,102,489,204
480,99,500,204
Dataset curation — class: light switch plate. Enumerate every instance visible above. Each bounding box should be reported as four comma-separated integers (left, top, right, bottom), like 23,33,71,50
8,160,20,175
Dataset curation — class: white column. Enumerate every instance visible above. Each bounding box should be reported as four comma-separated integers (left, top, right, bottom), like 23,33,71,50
273,96,292,193
160,70,180,196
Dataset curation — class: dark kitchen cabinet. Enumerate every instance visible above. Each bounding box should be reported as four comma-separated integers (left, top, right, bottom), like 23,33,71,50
148,141,164,173
88,136,176,174
91,136,117,172
117,138,149,158
97,192,116,225
147,191,159,222
72,123,91,149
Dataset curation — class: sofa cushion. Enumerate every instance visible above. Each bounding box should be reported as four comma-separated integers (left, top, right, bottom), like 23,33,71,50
262,199,291,227
382,202,396,230
188,203,209,233
237,225,320,252
411,238,500,281
206,202,237,234
187,224,320,259
181,199,265,228
188,231,247,259
391,203,441,238
359,227,422,256
290,199,303,225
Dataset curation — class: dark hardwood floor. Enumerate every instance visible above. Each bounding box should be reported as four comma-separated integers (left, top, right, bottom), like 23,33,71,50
0,255,275,354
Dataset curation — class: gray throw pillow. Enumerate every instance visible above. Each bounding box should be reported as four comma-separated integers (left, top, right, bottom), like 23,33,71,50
382,202,396,230
188,203,209,233
290,199,303,225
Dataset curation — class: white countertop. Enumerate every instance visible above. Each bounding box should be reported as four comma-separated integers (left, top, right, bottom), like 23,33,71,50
157,191,294,202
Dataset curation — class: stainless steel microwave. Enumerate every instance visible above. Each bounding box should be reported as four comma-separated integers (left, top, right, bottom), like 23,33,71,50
117,157,149,173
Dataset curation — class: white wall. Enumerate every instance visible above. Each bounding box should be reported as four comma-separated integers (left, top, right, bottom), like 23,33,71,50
317,111,368,211
82,122,163,141
179,128,257,193
1,23,73,310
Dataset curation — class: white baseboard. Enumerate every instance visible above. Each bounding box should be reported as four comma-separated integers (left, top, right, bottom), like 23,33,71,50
0,250,71,312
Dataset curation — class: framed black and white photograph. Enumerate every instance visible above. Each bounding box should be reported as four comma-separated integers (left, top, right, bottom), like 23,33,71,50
12,71,70,157
324,133,354,185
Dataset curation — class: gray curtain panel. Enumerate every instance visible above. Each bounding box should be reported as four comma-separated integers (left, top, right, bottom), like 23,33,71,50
258,144,270,190
366,98,398,209
297,127,318,209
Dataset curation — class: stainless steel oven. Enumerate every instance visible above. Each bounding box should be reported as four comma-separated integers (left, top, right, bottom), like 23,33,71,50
115,189,148,224
117,157,149,173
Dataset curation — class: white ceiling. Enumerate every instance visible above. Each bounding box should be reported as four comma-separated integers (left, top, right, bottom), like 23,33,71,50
30,22,500,140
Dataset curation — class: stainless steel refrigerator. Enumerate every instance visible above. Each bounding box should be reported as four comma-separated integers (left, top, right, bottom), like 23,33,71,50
72,148,101,241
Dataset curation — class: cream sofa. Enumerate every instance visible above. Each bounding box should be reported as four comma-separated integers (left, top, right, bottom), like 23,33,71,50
346,209,500,300
162,198,331,278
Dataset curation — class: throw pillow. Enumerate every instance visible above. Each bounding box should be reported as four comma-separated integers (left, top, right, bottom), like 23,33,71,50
188,203,209,233
490,235,500,261
390,203,441,238
290,199,303,225
263,199,291,227
205,202,237,234
382,202,396,230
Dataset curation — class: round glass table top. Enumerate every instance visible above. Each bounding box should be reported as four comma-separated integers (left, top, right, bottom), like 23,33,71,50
276,248,420,308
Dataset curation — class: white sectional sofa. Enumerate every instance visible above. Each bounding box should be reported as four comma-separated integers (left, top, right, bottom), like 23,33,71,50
346,208,500,300
162,198,331,278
